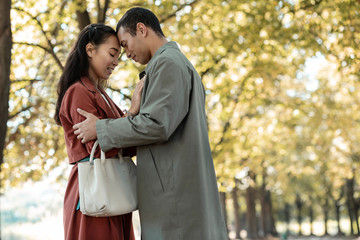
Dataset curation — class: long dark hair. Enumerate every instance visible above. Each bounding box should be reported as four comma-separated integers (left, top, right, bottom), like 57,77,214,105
54,23,117,125
116,7,165,37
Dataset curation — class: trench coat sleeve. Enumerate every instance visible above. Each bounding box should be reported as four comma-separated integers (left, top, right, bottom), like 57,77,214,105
97,57,191,152
61,85,103,157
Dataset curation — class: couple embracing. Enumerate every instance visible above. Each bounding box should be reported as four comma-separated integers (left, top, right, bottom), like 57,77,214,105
55,7,228,240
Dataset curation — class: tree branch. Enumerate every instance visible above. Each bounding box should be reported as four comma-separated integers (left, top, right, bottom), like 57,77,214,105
11,78,42,84
299,0,323,11
97,0,101,17
107,86,132,100
13,8,64,70
8,105,32,119
159,0,200,23
200,53,228,79
97,0,110,23
50,0,68,37
96,0,103,23
5,113,35,148
211,78,251,159
13,41,52,54
103,0,111,22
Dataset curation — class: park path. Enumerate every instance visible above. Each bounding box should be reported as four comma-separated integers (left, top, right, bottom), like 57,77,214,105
287,236,360,240
231,235,359,240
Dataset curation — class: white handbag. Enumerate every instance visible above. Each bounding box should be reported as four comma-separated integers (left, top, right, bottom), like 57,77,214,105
78,140,137,217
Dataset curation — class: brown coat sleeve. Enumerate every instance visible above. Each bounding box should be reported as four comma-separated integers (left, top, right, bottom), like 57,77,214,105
60,82,120,163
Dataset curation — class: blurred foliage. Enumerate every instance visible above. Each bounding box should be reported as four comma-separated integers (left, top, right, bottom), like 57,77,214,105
1,0,360,223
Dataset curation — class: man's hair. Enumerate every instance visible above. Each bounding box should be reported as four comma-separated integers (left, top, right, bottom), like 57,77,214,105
116,7,165,37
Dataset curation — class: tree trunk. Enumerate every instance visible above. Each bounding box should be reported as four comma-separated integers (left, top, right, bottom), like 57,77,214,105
245,172,258,239
232,186,241,240
259,179,266,238
323,197,329,235
354,197,360,235
97,0,110,23
346,178,355,235
260,175,277,237
309,205,314,235
335,199,343,235
334,186,344,236
295,194,303,236
285,203,291,237
76,0,91,30
0,0,12,166
219,191,228,232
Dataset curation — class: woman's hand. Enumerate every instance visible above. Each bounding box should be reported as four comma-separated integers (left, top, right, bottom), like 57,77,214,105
127,75,145,116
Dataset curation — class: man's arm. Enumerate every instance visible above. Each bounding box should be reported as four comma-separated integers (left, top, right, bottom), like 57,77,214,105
73,77,145,143
96,57,191,152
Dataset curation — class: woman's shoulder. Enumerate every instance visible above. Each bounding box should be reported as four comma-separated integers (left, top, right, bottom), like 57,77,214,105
61,82,96,113
64,81,92,99
67,80,87,92
60,80,96,118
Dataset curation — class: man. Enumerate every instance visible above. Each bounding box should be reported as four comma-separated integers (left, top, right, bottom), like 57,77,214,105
73,7,228,240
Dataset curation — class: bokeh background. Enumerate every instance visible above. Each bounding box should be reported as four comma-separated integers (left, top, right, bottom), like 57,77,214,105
1,0,360,239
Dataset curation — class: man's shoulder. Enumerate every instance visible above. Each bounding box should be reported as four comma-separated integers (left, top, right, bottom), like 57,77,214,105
162,43,182,56
146,52,177,71
157,47,187,65
146,41,193,73
154,42,182,60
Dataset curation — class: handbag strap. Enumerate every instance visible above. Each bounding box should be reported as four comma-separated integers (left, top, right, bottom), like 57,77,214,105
89,140,106,163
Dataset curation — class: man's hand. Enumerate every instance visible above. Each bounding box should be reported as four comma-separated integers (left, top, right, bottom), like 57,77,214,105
73,108,99,143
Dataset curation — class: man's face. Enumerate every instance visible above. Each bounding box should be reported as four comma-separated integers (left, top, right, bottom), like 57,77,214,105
117,26,151,65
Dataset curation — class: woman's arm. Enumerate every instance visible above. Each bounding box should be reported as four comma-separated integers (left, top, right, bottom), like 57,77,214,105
60,83,119,160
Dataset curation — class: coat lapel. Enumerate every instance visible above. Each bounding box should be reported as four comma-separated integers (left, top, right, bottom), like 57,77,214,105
80,76,123,119
98,87,124,118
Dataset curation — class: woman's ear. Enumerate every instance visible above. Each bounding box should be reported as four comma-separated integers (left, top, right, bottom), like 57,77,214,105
86,43,94,57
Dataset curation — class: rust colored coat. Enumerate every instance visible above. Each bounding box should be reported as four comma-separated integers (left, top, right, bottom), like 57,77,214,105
59,76,135,240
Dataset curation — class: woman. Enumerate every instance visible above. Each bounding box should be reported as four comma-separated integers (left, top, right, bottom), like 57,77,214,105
54,23,142,240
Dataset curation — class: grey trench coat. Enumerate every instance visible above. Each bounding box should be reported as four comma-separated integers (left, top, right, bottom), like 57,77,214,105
97,41,228,240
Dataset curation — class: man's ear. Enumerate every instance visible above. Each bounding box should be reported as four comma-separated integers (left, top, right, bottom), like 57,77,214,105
137,23,147,37
86,43,95,57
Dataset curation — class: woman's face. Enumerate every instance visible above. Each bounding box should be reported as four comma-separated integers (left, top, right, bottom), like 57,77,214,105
87,35,121,81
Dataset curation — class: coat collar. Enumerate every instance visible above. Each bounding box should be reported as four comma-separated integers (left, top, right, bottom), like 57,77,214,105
80,76,123,118
145,41,179,73
80,76,97,93
152,41,179,59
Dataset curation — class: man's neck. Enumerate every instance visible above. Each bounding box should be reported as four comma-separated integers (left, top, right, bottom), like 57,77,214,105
150,37,168,58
